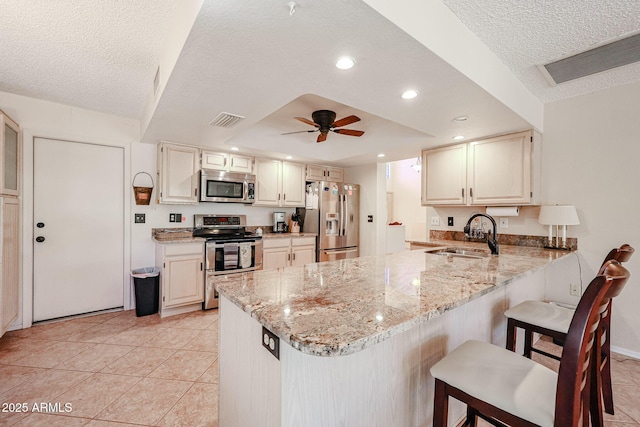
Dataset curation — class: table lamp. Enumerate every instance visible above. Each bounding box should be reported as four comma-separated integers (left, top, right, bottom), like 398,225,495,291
538,205,580,249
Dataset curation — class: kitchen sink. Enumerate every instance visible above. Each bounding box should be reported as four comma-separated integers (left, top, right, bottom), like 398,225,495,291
425,247,492,259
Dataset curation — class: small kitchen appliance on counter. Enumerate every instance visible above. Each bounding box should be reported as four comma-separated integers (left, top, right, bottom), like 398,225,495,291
193,214,262,309
273,212,287,233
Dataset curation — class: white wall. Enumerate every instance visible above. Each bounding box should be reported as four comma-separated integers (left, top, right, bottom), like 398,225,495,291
543,81,640,356
344,163,386,256
387,158,426,240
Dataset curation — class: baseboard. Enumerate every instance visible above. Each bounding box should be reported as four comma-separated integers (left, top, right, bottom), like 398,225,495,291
611,345,640,360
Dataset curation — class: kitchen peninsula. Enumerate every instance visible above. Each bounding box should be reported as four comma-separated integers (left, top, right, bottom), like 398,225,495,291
216,243,572,427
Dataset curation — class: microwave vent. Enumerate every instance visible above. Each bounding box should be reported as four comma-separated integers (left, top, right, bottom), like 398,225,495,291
209,112,245,128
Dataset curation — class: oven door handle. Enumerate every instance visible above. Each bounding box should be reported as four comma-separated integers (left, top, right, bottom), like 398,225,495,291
210,266,257,275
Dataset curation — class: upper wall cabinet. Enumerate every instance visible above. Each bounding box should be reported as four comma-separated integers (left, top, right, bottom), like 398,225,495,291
201,150,253,174
0,111,20,197
157,142,199,204
254,158,305,207
421,130,540,206
306,164,344,182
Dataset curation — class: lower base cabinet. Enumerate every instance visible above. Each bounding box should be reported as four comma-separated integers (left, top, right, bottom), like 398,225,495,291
155,241,204,317
263,236,316,270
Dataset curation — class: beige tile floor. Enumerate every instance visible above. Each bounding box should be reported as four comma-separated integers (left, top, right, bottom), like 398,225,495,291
1,309,639,426
0,309,219,426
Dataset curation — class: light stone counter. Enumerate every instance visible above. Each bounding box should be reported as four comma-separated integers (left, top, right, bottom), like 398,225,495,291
216,242,570,357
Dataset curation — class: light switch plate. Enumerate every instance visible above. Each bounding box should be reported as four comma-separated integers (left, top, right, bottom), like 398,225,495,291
430,217,440,226
134,213,145,224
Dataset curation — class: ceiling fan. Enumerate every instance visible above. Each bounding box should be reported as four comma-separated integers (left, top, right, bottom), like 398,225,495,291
282,110,365,143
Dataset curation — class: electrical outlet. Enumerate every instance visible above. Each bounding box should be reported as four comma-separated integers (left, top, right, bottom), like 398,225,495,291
570,283,581,296
500,218,508,228
447,217,454,226
134,213,145,224
262,326,280,360
430,216,440,226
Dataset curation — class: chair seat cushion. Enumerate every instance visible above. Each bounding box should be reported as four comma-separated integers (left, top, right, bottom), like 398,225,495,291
504,301,574,334
430,340,558,427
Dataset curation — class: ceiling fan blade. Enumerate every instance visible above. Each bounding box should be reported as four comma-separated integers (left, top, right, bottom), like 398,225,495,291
294,117,319,127
333,128,365,137
332,115,361,128
281,130,317,135
317,132,328,143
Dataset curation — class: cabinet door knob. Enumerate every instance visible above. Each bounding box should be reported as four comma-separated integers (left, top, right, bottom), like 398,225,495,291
36,236,45,243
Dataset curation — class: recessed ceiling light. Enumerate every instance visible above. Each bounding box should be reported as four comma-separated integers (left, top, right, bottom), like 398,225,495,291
377,153,385,158
452,115,468,122
336,57,355,70
230,146,239,151
401,90,418,99
285,155,293,160
453,135,465,141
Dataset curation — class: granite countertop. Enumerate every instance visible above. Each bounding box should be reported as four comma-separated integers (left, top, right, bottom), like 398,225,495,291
216,241,572,357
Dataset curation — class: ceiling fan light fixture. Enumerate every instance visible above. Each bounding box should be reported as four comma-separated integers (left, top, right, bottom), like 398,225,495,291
336,57,355,70
401,89,418,99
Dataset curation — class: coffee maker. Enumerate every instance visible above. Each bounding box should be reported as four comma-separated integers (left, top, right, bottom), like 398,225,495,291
273,212,287,233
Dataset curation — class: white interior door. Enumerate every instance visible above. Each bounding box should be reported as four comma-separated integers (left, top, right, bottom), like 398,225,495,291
33,138,124,322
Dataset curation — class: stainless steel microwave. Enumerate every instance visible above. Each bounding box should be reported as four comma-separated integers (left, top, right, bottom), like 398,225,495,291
199,169,255,203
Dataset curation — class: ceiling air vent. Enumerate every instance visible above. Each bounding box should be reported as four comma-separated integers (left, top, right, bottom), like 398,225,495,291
542,32,640,85
209,112,245,128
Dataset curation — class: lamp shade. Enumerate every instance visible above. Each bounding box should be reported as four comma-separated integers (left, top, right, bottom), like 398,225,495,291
538,205,580,225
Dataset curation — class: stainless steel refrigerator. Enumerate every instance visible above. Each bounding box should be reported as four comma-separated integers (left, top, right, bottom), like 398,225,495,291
299,181,359,262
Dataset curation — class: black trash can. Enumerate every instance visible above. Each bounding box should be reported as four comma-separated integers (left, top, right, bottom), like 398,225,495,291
131,267,160,317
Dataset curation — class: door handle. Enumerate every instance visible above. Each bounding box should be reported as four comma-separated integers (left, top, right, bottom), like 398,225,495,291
36,236,45,243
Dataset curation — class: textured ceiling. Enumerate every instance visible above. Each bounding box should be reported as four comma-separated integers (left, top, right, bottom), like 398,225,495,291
442,0,640,103
0,0,176,118
1,1,639,165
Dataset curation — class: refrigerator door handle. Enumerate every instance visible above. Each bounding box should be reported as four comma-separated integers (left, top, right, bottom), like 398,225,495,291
343,194,348,236
338,194,344,236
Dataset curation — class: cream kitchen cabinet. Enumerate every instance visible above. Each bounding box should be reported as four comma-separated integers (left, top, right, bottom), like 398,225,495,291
157,142,199,204
421,130,540,206
306,164,344,182
1,110,20,197
262,236,316,270
421,143,467,205
201,150,253,174
155,241,204,317
254,158,305,207
1,197,20,336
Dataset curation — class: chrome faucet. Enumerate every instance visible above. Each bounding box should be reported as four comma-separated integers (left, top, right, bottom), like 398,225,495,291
464,213,499,255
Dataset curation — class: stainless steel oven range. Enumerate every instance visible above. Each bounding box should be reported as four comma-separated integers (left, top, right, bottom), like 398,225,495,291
193,214,262,309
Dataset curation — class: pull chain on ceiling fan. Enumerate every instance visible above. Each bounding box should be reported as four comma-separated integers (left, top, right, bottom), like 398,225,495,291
282,109,365,143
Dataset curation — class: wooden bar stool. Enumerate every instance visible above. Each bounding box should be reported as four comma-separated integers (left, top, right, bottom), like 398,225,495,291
504,244,633,417
430,261,630,427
